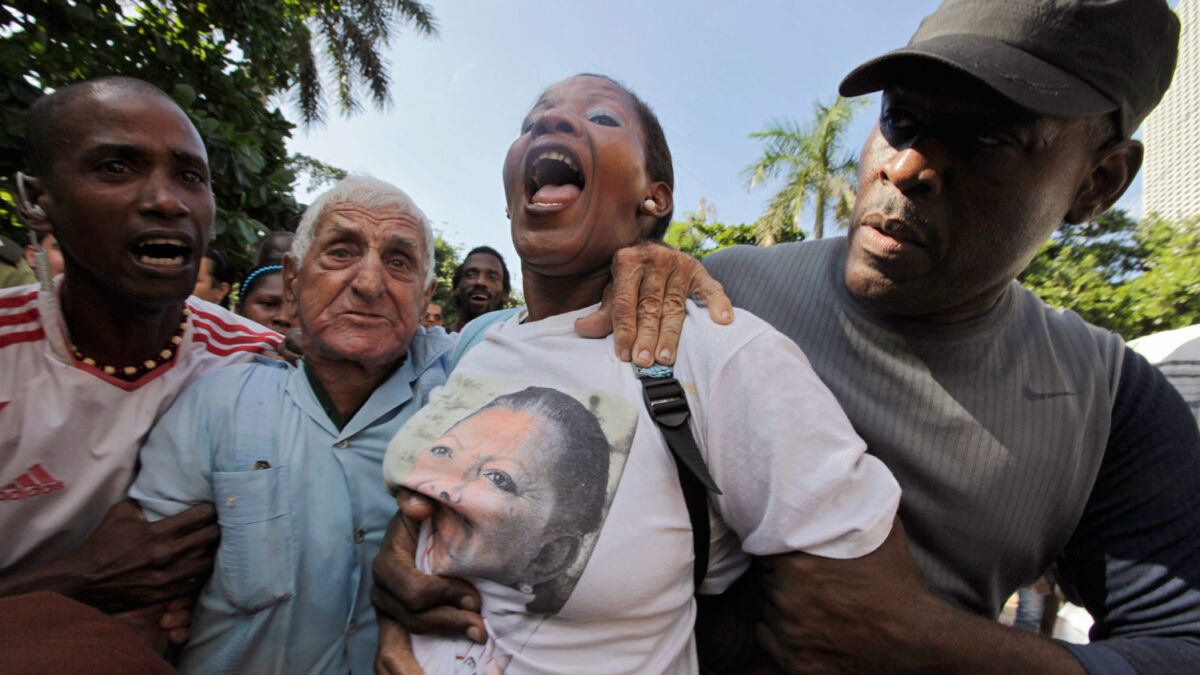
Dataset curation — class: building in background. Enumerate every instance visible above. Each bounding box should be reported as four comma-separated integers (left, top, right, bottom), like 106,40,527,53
1144,0,1198,219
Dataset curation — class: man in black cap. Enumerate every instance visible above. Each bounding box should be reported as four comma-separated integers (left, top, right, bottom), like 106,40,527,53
701,0,1196,671
373,0,1200,671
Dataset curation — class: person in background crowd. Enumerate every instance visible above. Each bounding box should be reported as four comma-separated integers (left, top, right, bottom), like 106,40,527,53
450,246,510,331
376,1,1200,672
422,301,443,329
192,247,235,307
23,232,65,279
131,176,452,673
0,76,279,649
0,233,35,288
236,263,292,334
252,230,295,267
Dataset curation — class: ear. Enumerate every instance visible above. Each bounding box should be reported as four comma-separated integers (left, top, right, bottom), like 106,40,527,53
282,252,300,305
640,181,673,220
423,277,437,306
522,534,582,584
1065,140,1142,224
14,173,52,235
215,281,231,303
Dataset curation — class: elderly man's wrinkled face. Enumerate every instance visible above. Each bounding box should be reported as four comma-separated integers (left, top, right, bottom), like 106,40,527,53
285,203,433,371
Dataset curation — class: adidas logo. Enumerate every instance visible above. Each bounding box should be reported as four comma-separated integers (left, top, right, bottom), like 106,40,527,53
1,464,65,502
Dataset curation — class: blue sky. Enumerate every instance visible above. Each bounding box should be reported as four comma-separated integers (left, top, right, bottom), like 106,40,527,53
285,0,1148,284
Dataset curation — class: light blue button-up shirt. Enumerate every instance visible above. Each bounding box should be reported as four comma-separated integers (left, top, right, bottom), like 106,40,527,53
131,330,453,674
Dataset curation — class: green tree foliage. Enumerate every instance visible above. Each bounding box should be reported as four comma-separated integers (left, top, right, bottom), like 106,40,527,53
665,198,802,260
431,234,462,328
745,96,866,244
0,0,435,267
1020,210,1200,339
290,153,349,193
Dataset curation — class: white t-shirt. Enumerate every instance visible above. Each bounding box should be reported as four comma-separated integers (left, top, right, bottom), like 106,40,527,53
1129,323,1200,424
0,283,281,570
383,302,900,674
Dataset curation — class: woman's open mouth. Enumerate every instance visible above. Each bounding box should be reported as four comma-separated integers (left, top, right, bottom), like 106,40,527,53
526,149,585,208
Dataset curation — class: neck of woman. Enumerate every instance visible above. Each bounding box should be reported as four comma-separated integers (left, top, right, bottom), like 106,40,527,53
60,273,186,369
522,265,611,322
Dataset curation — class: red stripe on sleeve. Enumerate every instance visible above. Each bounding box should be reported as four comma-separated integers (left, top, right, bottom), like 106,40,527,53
188,307,282,341
0,291,38,309
0,308,39,328
191,332,277,356
0,328,45,350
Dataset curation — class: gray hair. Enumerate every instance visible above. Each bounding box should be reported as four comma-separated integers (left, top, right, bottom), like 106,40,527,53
291,175,436,285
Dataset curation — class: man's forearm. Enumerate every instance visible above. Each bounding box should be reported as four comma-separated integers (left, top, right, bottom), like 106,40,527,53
757,521,1085,673
0,556,87,599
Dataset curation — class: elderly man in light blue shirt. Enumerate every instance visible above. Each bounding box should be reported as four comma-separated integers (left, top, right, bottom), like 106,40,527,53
131,176,450,674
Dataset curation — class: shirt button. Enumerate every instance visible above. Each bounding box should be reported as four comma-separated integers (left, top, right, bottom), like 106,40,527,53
353,528,365,543
225,494,237,507
334,440,349,449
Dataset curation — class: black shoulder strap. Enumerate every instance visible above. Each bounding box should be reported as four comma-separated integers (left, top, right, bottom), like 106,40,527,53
639,371,721,591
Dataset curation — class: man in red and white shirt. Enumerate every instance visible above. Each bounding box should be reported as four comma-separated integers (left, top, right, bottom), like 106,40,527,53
0,76,279,620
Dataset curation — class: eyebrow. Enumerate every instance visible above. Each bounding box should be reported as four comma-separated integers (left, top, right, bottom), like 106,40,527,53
533,87,627,111
81,143,209,169
81,143,146,162
172,149,209,170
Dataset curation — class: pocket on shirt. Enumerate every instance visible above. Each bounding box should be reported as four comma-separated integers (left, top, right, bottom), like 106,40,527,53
212,467,295,613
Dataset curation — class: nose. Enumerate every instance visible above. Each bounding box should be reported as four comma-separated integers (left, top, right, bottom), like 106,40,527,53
350,253,385,299
530,108,582,139
880,144,943,199
138,169,190,219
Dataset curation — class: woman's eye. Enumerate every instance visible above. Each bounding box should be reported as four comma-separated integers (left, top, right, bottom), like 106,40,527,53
482,469,516,494
429,445,452,459
588,111,620,127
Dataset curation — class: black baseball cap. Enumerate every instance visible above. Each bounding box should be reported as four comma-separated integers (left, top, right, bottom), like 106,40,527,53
839,0,1180,139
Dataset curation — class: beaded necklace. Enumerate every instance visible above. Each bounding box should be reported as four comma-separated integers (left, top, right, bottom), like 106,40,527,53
70,308,190,380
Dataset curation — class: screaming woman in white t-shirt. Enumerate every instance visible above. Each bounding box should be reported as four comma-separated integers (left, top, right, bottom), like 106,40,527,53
381,74,901,675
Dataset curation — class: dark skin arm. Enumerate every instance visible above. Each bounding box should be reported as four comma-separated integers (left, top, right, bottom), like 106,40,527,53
756,519,1084,674
371,493,484,651
0,500,218,614
575,241,732,366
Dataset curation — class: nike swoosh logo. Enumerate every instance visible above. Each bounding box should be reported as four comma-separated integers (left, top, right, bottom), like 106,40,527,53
1022,385,1076,401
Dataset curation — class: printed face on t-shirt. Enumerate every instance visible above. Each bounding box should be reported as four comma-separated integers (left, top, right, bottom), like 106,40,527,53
406,406,559,585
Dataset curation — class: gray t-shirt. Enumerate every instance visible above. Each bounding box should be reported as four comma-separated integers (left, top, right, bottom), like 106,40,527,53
705,238,1200,673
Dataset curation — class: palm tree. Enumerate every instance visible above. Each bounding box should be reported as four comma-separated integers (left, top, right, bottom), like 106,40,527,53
296,0,438,125
744,96,866,244
197,0,438,125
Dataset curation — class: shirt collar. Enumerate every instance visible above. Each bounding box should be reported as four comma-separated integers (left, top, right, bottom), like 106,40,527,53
288,330,454,439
